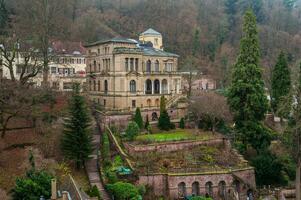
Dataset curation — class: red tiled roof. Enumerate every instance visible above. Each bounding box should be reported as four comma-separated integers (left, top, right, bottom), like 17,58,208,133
51,41,86,55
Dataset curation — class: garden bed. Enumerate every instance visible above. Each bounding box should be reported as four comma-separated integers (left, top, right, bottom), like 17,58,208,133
132,129,218,145
132,143,249,174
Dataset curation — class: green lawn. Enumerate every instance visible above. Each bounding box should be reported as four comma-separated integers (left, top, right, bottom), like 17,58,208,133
135,129,213,144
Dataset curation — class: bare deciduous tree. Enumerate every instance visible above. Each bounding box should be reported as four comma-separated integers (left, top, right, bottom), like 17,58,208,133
0,37,43,84
189,91,232,133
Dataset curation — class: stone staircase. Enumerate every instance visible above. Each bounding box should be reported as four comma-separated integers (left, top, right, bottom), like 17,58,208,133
85,127,111,200
166,94,186,108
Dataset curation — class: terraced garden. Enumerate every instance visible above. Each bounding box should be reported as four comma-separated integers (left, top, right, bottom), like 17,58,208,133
133,129,217,145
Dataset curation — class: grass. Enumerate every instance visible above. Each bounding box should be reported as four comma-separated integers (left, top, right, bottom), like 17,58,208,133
135,129,214,144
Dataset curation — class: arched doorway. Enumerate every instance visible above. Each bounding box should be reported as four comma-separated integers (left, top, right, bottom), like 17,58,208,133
233,180,240,193
192,182,200,196
154,79,160,94
145,79,152,94
205,181,213,197
178,182,186,198
218,181,227,200
152,112,158,121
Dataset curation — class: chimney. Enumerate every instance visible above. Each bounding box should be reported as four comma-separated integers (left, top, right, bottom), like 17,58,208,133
51,179,57,200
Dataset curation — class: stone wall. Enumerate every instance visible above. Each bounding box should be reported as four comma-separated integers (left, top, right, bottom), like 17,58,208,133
138,168,255,200
125,137,230,154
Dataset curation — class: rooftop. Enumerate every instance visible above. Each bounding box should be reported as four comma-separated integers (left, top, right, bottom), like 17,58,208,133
140,28,162,36
113,46,179,57
84,37,138,47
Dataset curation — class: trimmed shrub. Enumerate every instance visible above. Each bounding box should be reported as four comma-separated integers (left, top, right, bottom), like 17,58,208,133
86,185,102,200
106,182,140,200
125,121,140,141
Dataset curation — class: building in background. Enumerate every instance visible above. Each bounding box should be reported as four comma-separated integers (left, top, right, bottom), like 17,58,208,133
0,41,87,91
85,28,185,122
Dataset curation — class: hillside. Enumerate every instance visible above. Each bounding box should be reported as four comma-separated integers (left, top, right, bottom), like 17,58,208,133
4,0,301,87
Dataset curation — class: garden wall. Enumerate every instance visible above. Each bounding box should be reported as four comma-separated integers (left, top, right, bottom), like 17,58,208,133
138,168,255,200
124,137,230,154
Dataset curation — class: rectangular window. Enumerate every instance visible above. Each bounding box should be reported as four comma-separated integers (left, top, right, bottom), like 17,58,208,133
132,100,136,108
135,58,139,71
51,67,57,74
104,99,106,107
63,82,73,90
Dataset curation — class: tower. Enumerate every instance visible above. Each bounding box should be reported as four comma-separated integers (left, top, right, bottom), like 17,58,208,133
139,28,163,50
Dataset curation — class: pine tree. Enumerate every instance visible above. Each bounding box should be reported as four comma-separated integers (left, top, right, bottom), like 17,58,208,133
158,96,173,131
61,83,93,169
227,10,269,153
271,52,291,114
134,107,143,129
0,0,8,35
192,29,201,56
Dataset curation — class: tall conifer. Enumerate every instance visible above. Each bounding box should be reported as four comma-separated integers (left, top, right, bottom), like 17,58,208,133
271,52,291,113
227,10,269,152
134,107,143,129
61,83,93,169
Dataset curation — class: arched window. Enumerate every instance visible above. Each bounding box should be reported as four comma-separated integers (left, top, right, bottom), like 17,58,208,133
154,79,160,94
130,80,136,93
147,99,151,107
98,80,101,91
205,181,213,197
192,182,200,196
233,180,240,193
145,79,152,94
178,182,186,198
162,79,168,94
93,80,96,91
146,60,151,73
218,181,227,199
104,80,108,94
93,60,97,72
155,99,160,107
155,60,159,72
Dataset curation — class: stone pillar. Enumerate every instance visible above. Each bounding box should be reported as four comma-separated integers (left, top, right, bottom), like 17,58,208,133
51,179,57,200
151,80,154,94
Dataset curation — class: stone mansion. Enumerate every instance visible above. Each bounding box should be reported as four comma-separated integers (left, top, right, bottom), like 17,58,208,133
85,28,183,116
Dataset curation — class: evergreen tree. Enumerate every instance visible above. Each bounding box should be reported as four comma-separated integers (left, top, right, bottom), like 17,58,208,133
134,107,143,129
0,0,8,35
61,83,93,169
179,118,185,129
160,95,166,114
125,121,139,141
144,115,150,129
192,29,201,56
271,52,291,114
158,95,173,131
227,10,269,153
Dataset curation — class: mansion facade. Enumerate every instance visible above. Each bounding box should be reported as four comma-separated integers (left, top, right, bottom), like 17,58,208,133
85,29,183,113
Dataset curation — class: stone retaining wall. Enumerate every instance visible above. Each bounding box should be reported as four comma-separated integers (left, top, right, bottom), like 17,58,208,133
125,137,230,154
138,168,255,200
